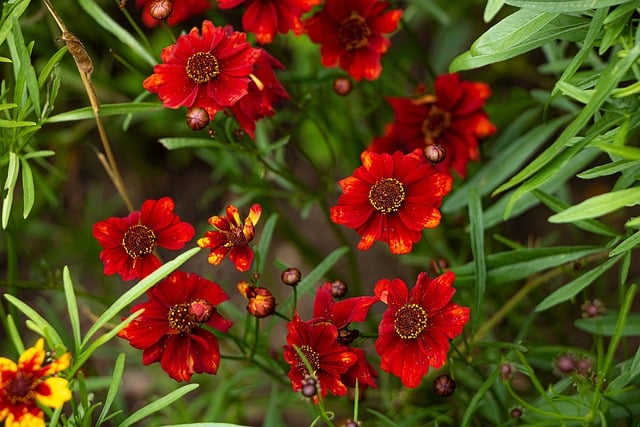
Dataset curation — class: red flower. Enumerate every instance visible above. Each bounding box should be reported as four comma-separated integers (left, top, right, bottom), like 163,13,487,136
311,282,378,389
217,0,321,44
118,271,232,382
197,204,262,272
143,20,261,119
227,50,289,138
304,0,402,81
92,197,195,281
0,339,71,427
283,313,357,398
369,73,496,177
374,271,469,388
330,149,452,254
136,0,211,27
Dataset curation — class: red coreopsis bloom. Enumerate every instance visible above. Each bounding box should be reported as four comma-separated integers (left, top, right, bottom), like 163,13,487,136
118,271,233,382
217,0,321,44
92,197,195,281
374,271,469,388
0,339,71,427
136,0,212,27
228,50,289,138
143,20,261,119
311,282,378,389
330,149,452,254
304,0,402,81
197,204,262,272
369,73,496,177
283,313,357,398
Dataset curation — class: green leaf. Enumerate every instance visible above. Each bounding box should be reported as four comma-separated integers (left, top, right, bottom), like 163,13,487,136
535,255,621,312
19,157,34,219
45,102,163,123
96,353,126,427
574,313,640,337
606,343,640,391
82,247,200,346
533,190,618,236
158,137,226,150
469,189,485,335
158,424,251,427
0,0,29,46
461,368,501,427
493,42,640,195
506,0,632,12
484,0,506,21
592,141,640,160
0,118,37,128
4,294,65,346
555,81,592,104
2,152,19,229
255,213,278,273
280,247,349,313
549,187,640,223
118,384,199,427
609,230,640,257
38,46,68,88
10,15,40,118
578,159,640,179
77,0,156,67
62,266,81,351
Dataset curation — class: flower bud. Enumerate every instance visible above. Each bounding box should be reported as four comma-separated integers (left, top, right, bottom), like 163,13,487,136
500,363,515,381
581,299,604,318
247,287,276,318
330,279,348,298
189,298,213,323
301,376,318,398
433,374,456,397
344,420,360,427
333,77,352,96
337,328,359,346
186,106,209,131
555,353,576,374
281,267,301,286
148,0,173,21
510,407,523,418
424,144,446,165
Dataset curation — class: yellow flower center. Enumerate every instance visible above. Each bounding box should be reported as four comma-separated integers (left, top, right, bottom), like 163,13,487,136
168,303,198,333
394,303,428,339
296,345,320,375
225,227,247,247
368,177,405,213
122,224,156,259
186,52,220,84
339,15,371,50
422,105,451,143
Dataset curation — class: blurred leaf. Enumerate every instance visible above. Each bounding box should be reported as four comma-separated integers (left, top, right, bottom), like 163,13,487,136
0,0,29,46
506,0,632,12
45,102,163,123
118,384,200,427
533,190,618,236
77,0,156,67
469,189,485,334
451,10,588,70
158,137,229,150
4,294,65,346
592,141,640,160
19,157,34,219
10,15,40,118
549,187,640,222
96,353,125,427
5,314,24,354
2,152,19,229
574,313,640,337
461,368,501,427
600,3,636,53
535,255,621,312
609,229,640,257
255,213,278,273
607,344,640,391
452,246,603,285
158,424,251,427
484,0,506,21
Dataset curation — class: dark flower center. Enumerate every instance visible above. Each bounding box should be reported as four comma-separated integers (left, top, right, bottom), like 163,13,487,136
422,106,451,143
168,303,199,333
186,52,220,84
394,303,428,339
6,373,36,404
296,345,320,375
122,224,156,259
368,178,405,213
339,15,371,50
225,227,247,247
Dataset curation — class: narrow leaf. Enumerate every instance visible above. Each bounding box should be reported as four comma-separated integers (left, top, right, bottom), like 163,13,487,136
549,187,640,223
62,266,81,350
11,15,40,117
609,230,640,257
19,157,34,219
255,213,278,273
4,294,65,346
506,0,632,12
2,152,20,229
578,160,640,179
96,353,126,427
574,313,640,337
484,0,506,21
469,189,485,335
118,384,199,427
461,368,501,427
592,142,640,160
45,103,162,123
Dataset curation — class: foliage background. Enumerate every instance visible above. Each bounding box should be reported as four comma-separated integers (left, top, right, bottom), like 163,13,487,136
1,0,640,425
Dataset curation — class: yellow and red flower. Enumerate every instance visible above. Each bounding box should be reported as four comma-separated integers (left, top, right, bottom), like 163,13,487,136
0,339,71,427
118,271,233,382
136,0,211,27
374,271,469,388
197,204,262,272
217,0,321,44
143,20,261,119
311,282,378,390
92,197,195,281
303,0,402,81
330,149,452,254
369,73,496,177
283,313,357,398
228,50,289,138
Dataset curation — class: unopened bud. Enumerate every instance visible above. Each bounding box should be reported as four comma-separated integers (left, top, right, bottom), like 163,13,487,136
148,0,173,20
330,279,348,298
247,287,276,318
424,144,446,165
433,374,456,397
333,77,352,96
301,376,318,398
337,328,359,346
510,407,523,418
281,267,301,286
186,106,209,131
189,298,213,323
